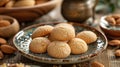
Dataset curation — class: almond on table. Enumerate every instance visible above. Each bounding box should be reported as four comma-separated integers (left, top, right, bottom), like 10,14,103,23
0,38,7,45
108,40,120,46
91,61,104,67
1,45,17,54
115,49,120,57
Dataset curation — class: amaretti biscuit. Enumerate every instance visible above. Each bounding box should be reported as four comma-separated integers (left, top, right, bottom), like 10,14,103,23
29,37,50,53
47,41,71,59
50,24,75,41
55,23,74,29
68,38,88,54
32,25,54,38
76,31,97,44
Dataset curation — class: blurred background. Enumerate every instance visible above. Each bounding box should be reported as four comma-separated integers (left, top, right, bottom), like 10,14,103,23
96,0,120,14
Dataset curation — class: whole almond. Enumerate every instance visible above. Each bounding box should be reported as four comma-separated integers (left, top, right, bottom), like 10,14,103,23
0,50,4,59
105,16,116,25
108,40,120,46
1,45,16,54
112,14,120,20
91,61,104,67
115,49,120,56
116,18,120,25
0,20,11,27
0,38,7,45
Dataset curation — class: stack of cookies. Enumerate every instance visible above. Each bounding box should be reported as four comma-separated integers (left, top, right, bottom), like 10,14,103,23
29,23,98,59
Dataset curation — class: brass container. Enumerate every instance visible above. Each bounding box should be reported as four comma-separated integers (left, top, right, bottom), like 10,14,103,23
61,0,98,23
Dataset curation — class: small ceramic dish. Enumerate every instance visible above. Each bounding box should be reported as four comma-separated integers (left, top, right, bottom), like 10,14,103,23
99,16,120,39
0,15,20,38
13,22,107,64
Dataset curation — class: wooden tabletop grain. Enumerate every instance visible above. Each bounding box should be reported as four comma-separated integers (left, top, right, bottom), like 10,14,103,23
0,1,120,67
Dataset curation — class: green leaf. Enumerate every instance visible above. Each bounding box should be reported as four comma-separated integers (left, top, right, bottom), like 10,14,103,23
108,3,115,12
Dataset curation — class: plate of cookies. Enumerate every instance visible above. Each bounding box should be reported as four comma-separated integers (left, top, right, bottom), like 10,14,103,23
13,22,107,64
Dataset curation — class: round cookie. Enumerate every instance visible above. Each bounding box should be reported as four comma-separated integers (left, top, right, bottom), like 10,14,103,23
47,41,71,59
76,31,97,44
29,37,50,53
50,25,75,41
32,25,54,38
68,38,88,54
55,23,74,29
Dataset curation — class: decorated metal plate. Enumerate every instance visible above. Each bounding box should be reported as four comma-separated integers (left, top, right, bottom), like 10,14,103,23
13,22,107,64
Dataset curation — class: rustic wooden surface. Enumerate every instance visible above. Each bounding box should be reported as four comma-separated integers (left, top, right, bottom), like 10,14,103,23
0,1,120,67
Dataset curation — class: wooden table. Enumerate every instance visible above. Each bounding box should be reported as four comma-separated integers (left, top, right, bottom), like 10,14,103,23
1,1,120,67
